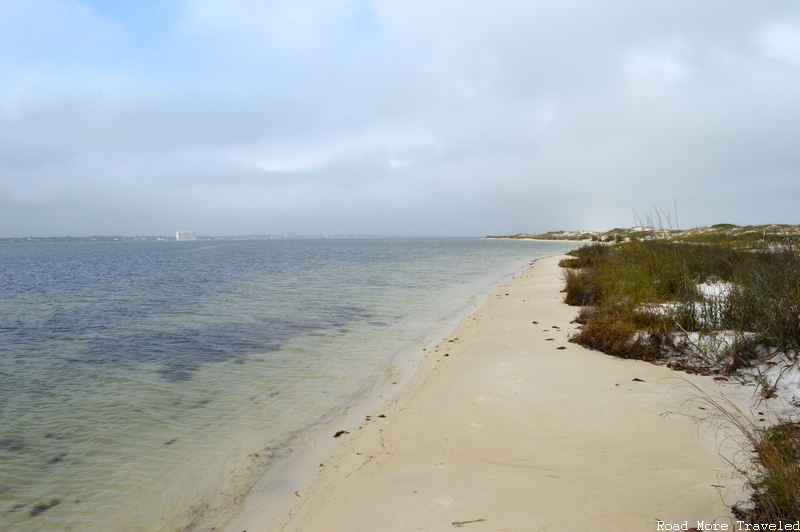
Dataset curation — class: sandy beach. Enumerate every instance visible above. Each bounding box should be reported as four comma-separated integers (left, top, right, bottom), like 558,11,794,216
223,255,758,532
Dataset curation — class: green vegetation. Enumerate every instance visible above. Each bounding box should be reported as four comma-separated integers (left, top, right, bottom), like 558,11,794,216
752,422,800,521
493,223,800,247
560,237,800,522
562,240,800,368
691,389,800,524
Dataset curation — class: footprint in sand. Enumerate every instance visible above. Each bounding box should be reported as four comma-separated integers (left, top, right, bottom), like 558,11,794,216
427,496,453,515
464,421,484,434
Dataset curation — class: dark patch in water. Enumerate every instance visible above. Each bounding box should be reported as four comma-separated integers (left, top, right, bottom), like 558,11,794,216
43,453,67,466
311,305,369,320
73,310,374,381
164,438,177,445
29,499,59,517
0,438,23,452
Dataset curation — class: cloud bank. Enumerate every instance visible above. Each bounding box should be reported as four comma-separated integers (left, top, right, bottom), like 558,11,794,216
1,0,799,236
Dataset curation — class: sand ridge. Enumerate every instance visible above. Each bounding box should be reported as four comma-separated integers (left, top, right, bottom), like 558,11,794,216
223,255,756,532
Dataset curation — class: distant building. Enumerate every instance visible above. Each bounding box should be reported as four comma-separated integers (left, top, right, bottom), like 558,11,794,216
285,232,296,239
176,231,197,241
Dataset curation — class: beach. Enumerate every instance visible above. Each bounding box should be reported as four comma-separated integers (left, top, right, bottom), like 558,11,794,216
223,255,757,532
1,238,580,531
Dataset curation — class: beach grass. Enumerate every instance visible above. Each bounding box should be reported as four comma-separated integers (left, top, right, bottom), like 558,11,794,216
500,223,800,246
560,237,800,521
690,387,800,523
562,241,800,365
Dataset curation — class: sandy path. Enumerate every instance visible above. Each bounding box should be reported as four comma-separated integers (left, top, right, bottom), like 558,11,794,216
224,255,755,532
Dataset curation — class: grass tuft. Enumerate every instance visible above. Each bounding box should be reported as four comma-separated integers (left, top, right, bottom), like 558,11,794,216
561,240,800,523
686,384,800,523
561,241,800,364
750,421,800,521
570,311,663,361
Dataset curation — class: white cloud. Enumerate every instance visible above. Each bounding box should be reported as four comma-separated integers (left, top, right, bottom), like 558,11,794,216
179,0,361,56
759,21,800,67
624,47,692,83
1,1,800,236
215,124,435,174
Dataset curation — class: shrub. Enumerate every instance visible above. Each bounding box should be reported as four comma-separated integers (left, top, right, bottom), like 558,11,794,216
563,268,600,306
558,244,610,269
562,240,800,522
561,240,800,362
570,311,662,361
688,387,800,524
749,422,800,521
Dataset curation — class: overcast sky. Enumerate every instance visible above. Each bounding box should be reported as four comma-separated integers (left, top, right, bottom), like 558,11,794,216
1,1,799,237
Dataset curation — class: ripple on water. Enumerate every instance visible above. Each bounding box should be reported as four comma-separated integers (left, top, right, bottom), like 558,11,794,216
0,238,577,532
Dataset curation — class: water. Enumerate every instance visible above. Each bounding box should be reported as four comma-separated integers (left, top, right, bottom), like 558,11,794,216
0,238,575,531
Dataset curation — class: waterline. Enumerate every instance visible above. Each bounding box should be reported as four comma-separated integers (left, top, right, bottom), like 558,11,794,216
0,238,575,531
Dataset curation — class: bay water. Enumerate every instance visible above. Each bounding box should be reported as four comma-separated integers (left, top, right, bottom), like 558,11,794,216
0,238,575,531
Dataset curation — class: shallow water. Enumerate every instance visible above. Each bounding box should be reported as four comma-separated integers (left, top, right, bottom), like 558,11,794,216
0,238,575,531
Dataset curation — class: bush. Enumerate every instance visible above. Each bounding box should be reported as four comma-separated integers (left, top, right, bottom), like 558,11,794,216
563,268,601,306
571,311,662,361
558,244,610,269
750,422,800,521
561,240,800,362
562,241,800,523
690,388,800,524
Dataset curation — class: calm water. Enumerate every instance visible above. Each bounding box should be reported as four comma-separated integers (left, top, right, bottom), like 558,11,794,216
0,238,575,531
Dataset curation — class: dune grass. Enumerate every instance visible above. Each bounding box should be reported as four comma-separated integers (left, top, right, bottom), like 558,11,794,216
508,223,800,246
689,386,800,524
562,241,800,365
561,240,800,522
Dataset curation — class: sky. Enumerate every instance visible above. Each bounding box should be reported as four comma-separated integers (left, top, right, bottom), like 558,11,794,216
1,0,800,237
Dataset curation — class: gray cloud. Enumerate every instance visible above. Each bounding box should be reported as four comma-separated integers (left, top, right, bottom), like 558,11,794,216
1,0,799,236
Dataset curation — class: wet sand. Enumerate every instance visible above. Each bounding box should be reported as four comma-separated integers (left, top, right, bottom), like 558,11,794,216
223,255,755,532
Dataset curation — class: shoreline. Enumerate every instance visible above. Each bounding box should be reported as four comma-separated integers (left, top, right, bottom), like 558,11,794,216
215,255,541,532
222,255,757,531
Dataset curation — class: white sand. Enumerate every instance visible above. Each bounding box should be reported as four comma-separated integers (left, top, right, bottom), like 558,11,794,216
223,255,757,532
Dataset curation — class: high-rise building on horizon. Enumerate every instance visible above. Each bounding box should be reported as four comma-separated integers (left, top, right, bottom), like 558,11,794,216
176,231,197,241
